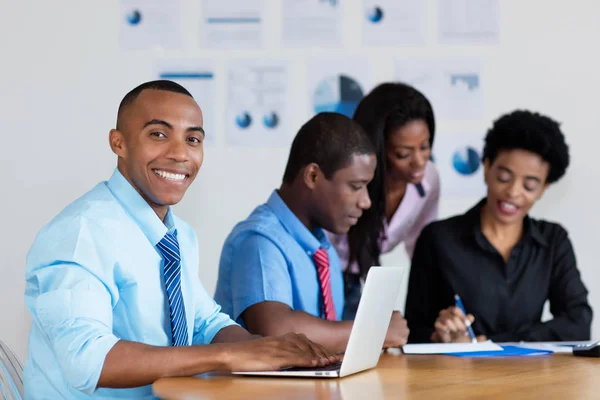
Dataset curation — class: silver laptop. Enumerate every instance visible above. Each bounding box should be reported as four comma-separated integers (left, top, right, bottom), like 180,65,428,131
232,266,405,378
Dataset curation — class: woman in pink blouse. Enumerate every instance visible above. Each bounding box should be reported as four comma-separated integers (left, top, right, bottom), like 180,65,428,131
328,82,440,320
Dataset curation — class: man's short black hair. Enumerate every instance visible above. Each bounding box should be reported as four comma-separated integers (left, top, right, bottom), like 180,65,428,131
482,110,570,184
282,112,375,183
116,80,193,129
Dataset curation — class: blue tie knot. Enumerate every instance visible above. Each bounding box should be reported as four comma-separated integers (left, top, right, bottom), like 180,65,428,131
157,232,181,262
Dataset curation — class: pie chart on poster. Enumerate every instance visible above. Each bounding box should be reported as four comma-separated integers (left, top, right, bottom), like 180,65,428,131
263,112,279,129
313,74,364,118
366,6,384,23
126,10,142,25
452,146,480,175
235,112,252,129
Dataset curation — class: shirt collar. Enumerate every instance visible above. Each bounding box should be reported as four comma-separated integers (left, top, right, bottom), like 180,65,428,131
106,168,175,246
466,198,548,248
266,190,330,255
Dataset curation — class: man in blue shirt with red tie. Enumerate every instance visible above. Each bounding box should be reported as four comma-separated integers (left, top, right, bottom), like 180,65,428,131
24,81,336,399
215,113,410,354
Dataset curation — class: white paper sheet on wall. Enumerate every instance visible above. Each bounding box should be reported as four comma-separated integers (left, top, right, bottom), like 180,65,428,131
120,0,183,50
432,131,487,198
282,0,342,47
226,60,291,147
438,0,499,44
201,0,265,49
154,59,218,146
395,59,484,121
362,0,426,46
307,58,372,120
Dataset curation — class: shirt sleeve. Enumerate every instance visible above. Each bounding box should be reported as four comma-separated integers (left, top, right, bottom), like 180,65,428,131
404,224,447,343
191,280,237,345
404,174,440,259
26,260,120,396
490,228,593,342
228,233,293,323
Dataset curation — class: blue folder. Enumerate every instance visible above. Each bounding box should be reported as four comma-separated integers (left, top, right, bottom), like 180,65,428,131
448,345,553,357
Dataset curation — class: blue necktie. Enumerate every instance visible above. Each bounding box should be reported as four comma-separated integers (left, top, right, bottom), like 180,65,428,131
156,232,188,346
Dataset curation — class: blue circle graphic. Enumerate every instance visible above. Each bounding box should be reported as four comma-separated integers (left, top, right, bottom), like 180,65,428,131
452,147,480,175
235,112,252,129
366,6,384,23
263,112,279,129
313,74,364,118
126,10,142,25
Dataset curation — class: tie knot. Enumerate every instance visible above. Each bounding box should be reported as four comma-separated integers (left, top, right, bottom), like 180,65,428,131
157,232,180,262
313,248,329,269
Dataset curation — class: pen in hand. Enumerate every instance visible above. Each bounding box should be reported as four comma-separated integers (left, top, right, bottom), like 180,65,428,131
454,294,477,343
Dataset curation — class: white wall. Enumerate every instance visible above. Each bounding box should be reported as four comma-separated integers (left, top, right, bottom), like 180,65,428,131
1,0,599,362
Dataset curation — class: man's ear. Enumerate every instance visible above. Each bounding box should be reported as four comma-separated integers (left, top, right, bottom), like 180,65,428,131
109,129,127,158
303,163,321,190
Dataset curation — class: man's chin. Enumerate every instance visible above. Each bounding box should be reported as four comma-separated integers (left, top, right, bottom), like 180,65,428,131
329,224,351,235
151,193,186,208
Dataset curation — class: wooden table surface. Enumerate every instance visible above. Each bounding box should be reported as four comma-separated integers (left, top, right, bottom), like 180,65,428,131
153,352,600,399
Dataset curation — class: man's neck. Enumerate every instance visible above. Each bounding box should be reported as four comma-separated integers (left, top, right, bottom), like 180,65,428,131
277,184,314,232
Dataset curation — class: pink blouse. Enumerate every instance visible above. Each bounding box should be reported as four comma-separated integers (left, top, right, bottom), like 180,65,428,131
328,161,440,274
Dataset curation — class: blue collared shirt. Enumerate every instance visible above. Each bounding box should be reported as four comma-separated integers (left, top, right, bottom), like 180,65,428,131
24,169,236,399
214,190,344,325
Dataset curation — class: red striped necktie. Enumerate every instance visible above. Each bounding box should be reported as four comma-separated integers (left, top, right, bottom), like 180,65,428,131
313,248,336,321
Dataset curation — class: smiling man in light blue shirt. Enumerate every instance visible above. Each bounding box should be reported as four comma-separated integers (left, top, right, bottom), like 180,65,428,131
24,81,336,399
214,113,410,354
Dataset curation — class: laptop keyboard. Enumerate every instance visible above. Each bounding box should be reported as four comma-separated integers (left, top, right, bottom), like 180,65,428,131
283,362,342,372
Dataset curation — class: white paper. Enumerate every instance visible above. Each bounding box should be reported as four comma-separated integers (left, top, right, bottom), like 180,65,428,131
438,0,499,44
201,0,265,48
226,60,290,147
120,0,183,50
363,0,426,46
433,131,486,198
308,58,372,119
282,0,342,47
154,60,217,146
395,59,483,121
403,340,502,354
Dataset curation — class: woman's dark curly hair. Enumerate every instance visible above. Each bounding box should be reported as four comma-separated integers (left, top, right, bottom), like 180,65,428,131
483,110,570,184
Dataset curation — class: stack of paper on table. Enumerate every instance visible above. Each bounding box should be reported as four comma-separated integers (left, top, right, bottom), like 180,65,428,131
402,340,502,354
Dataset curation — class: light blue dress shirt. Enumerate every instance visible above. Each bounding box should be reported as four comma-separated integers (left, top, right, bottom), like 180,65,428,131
24,169,236,399
214,190,344,325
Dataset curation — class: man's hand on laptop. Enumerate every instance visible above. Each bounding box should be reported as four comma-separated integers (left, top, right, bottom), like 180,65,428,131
383,311,410,348
221,332,340,372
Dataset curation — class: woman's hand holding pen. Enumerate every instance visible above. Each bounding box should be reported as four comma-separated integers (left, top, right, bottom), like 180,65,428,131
430,306,487,343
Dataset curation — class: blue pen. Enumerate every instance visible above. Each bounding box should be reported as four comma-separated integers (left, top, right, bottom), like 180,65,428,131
454,294,477,343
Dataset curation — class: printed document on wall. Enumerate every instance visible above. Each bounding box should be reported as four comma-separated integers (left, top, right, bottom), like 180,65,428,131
201,0,265,48
363,0,426,46
395,59,483,121
307,58,372,120
120,0,183,49
282,0,342,47
438,0,499,44
433,131,486,198
154,60,217,146
226,60,291,147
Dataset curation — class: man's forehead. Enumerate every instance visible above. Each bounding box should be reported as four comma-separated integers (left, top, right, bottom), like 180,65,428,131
127,90,203,122
333,153,376,178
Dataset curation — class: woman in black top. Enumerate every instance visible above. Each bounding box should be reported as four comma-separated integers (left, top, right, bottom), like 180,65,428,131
405,110,592,343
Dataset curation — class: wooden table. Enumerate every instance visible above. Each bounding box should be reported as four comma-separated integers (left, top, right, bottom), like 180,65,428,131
153,353,600,399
